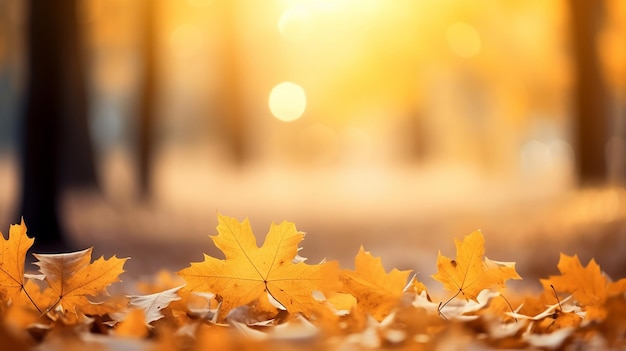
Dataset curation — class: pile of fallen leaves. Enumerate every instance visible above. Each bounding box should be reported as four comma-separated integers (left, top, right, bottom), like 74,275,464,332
1,214,626,350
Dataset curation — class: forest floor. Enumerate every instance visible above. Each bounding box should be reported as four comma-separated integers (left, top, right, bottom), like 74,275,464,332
1,149,626,290
3,149,626,350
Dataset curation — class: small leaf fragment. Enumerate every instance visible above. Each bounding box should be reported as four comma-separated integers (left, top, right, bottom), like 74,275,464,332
128,285,183,325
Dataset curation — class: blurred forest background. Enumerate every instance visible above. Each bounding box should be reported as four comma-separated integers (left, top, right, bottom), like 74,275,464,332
0,0,625,287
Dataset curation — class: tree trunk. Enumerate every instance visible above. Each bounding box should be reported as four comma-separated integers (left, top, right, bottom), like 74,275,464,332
20,0,98,248
216,1,246,164
569,0,609,184
137,0,157,199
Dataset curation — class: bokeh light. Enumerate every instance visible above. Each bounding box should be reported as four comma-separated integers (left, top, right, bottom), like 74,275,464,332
268,82,307,122
3,0,625,288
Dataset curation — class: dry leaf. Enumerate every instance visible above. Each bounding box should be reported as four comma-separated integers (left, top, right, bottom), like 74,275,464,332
339,246,413,321
127,285,183,325
3,217,626,349
33,248,127,315
541,253,626,321
178,214,338,319
431,230,521,301
0,219,33,302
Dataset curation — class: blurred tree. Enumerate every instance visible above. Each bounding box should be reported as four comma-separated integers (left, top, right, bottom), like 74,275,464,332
137,0,157,199
569,0,609,184
20,0,99,249
215,1,246,164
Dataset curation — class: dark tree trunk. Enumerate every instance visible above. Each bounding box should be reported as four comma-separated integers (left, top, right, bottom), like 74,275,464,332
216,1,246,164
20,0,98,248
569,0,609,184
137,0,157,199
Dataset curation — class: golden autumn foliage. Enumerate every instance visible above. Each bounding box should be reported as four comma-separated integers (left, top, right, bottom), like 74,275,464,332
431,230,522,302
541,253,626,321
178,214,339,320
1,215,626,350
339,246,411,321
0,219,33,302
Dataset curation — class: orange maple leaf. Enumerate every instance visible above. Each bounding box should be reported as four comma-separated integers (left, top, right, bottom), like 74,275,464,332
339,246,414,321
178,214,338,319
431,230,521,302
33,247,128,315
541,253,626,321
0,219,34,304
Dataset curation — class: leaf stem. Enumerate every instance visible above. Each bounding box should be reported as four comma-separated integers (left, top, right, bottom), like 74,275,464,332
550,284,562,311
265,284,287,312
499,293,517,323
43,296,62,316
438,289,461,319
21,284,42,314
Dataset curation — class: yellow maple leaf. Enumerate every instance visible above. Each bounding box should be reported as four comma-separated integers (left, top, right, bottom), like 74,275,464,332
339,246,414,321
33,247,127,315
178,214,338,319
541,253,626,321
431,230,521,302
0,219,33,302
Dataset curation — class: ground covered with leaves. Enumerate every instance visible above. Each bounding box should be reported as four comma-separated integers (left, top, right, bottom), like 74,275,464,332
1,214,626,350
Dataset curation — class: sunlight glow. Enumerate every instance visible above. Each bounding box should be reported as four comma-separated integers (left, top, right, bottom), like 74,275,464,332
269,82,307,122
446,22,481,58
168,25,205,59
187,0,214,7
278,5,314,43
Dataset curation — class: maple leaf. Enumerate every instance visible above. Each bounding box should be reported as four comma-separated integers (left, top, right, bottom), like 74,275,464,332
339,246,413,321
33,247,127,315
541,253,626,321
0,219,33,302
431,230,521,302
178,214,338,319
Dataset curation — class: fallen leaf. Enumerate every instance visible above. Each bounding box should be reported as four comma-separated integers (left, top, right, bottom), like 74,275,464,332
509,294,582,333
541,253,626,321
0,219,34,302
33,248,128,315
178,214,338,319
10,279,57,320
438,289,500,320
339,246,413,321
431,230,521,302
127,285,183,325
